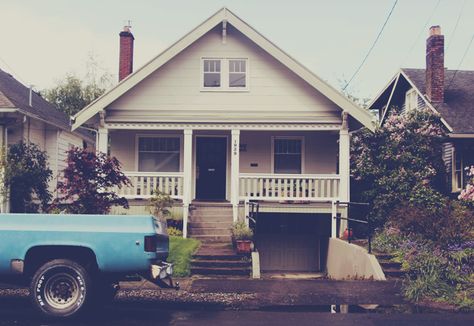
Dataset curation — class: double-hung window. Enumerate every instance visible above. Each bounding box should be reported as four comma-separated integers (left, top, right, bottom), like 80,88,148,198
202,58,248,90
274,138,302,174
138,137,180,172
405,88,418,111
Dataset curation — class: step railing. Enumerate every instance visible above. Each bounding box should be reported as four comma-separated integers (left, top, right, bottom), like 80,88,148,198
116,171,184,199
239,173,340,201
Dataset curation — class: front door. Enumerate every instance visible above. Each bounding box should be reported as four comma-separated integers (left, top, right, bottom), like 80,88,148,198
196,137,227,200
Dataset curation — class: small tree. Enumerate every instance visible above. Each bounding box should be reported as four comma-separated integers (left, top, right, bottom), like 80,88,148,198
55,147,130,214
1,142,52,212
351,107,447,227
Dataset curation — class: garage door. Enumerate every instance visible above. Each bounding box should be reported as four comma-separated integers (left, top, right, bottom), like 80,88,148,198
256,213,330,272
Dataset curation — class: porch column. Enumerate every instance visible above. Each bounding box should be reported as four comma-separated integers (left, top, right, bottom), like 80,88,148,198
182,129,193,238
231,129,240,222
338,113,350,237
97,127,108,155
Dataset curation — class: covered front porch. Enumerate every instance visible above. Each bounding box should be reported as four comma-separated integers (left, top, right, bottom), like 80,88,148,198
101,122,350,238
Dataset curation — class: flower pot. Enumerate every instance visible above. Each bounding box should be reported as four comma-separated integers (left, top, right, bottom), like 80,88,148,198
236,240,252,254
341,228,353,240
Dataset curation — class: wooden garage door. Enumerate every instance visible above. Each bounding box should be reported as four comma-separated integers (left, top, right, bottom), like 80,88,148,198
258,234,320,272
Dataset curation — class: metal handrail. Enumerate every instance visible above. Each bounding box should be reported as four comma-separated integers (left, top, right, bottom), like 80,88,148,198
333,201,372,253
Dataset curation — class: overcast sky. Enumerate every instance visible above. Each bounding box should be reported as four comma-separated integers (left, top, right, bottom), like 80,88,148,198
1,0,473,100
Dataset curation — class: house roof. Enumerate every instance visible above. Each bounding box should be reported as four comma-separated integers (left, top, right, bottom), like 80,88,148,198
402,68,474,133
72,7,375,131
0,68,92,140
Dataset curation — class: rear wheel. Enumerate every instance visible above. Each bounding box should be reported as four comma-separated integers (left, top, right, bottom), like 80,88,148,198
30,259,91,318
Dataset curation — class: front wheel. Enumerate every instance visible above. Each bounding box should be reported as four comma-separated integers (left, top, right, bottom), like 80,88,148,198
30,259,91,318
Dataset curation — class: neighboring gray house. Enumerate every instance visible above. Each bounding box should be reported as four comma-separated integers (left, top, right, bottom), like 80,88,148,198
0,68,95,212
369,26,474,193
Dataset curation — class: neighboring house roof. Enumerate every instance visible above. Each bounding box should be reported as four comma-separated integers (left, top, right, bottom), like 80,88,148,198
402,68,474,134
0,68,93,141
72,7,375,131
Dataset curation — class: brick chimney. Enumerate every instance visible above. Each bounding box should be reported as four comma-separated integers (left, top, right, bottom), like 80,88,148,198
426,25,444,103
119,25,134,82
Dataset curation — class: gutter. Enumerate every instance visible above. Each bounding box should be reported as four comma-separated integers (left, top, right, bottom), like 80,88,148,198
448,133,474,139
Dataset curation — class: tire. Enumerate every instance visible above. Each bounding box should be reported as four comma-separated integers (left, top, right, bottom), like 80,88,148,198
30,259,91,318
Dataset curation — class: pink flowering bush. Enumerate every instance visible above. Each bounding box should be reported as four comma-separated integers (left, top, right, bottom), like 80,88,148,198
351,107,447,227
459,166,474,202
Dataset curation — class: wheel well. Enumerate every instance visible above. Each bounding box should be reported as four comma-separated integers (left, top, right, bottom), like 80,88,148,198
24,246,98,277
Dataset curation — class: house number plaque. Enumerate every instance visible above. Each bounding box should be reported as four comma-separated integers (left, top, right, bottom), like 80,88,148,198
233,139,238,156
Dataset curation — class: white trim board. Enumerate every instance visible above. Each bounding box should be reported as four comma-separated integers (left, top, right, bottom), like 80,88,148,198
72,7,375,132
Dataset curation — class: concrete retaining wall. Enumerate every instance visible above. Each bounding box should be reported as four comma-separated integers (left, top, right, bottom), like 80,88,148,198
326,238,385,280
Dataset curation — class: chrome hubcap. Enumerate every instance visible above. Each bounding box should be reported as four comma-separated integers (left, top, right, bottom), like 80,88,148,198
44,273,80,309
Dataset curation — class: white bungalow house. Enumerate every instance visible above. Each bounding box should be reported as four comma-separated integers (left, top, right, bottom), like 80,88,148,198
72,8,374,272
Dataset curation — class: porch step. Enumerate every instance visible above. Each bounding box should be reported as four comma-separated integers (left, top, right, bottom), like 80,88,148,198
190,259,249,268
188,228,232,236
374,253,394,260
189,221,233,229
191,235,233,243
190,211,233,218
383,269,406,278
379,261,402,270
190,266,251,276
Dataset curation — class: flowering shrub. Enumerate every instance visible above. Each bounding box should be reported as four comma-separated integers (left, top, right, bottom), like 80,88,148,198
54,147,130,214
1,142,52,212
459,166,474,202
351,107,447,227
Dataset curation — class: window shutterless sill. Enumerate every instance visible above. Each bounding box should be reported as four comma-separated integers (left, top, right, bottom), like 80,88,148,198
200,88,250,93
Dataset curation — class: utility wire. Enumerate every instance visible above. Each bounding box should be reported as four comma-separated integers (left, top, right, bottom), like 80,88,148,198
446,0,467,51
343,0,399,91
401,0,441,66
0,55,28,86
446,33,474,91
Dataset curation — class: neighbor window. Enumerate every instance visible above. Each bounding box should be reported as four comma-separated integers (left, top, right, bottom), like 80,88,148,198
274,138,302,174
202,58,248,90
138,137,180,172
452,148,474,192
405,88,418,111
203,59,221,87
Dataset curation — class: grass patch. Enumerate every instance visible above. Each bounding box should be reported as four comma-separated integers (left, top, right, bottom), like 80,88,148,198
168,236,201,277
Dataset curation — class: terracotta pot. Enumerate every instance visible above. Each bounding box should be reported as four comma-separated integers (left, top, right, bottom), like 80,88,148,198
342,228,353,240
236,240,252,254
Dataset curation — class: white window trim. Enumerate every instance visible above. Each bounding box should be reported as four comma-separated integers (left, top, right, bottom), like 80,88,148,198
200,57,249,92
270,136,305,174
405,88,418,111
135,134,183,172
452,147,463,193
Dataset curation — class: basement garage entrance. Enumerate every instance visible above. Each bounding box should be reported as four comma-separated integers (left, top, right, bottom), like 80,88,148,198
256,213,331,272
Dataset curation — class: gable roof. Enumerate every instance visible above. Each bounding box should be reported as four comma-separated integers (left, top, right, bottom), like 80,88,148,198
402,68,474,134
72,7,375,131
0,68,92,140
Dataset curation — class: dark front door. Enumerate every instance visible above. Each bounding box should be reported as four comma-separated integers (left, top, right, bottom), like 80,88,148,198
196,137,227,200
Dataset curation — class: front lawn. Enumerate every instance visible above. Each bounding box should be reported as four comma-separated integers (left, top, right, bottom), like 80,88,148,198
168,236,201,277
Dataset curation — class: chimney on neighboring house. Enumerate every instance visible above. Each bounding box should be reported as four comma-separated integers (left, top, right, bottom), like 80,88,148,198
426,25,444,103
119,25,134,82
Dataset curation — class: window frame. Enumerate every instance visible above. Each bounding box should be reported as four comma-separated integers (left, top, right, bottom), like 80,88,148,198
271,136,305,174
200,57,249,92
405,88,418,111
135,134,183,172
452,147,464,193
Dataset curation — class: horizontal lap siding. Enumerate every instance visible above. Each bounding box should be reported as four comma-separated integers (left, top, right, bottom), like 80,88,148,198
106,25,341,124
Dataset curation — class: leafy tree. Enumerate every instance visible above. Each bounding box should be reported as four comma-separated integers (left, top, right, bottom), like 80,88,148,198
54,147,130,214
43,55,113,117
1,142,52,212
351,107,447,227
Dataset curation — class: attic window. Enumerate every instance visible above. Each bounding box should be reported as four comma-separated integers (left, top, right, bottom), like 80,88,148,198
405,88,418,111
202,58,248,91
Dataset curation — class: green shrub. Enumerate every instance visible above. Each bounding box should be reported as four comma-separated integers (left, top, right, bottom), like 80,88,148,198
168,236,200,277
231,221,253,241
372,227,405,253
148,190,174,222
168,227,183,237
390,200,474,247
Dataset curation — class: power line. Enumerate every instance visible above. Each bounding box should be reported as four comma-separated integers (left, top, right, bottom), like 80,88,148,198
446,33,474,91
343,0,399,91
401,0,441,66
446,0,467,51
0,55,28,86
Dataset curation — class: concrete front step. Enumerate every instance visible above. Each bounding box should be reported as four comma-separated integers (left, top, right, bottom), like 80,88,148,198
379,261,402,269
190,266,251,276
375,253,394,260
189,215,233,222
188,228,232,236
383,269,406,278
189,221,233,228
191,259,250,268
190,235,232,243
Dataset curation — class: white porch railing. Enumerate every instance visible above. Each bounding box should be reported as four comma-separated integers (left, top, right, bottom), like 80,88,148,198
239,173,340,201
116,172,184,199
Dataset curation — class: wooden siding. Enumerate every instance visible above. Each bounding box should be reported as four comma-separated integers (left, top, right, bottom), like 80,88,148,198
106,25,342,124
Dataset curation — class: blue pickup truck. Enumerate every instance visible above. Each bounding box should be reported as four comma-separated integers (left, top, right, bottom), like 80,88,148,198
0,213,174,318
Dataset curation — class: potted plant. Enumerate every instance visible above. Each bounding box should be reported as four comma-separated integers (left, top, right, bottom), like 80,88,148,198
231,221,254,254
